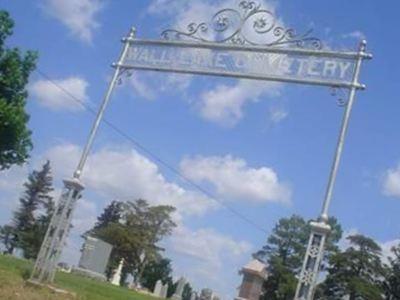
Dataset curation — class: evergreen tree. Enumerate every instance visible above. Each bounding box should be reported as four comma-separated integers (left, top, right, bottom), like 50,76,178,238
322,234,386,300
167,280,178,298
12,160,54,259
0,10,37,170
256,215,309,271
182,282,193,300
383,243,400,299
255,215,342,300
92,200,123,231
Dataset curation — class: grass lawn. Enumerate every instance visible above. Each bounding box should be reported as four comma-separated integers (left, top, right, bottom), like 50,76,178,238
0,254,158,300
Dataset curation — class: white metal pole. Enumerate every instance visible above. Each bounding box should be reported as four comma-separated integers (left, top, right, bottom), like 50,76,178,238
294,40,368,300
319,40,367,222
74,27,136,179
30,27,136,283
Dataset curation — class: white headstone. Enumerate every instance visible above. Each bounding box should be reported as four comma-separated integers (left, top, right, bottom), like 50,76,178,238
200,288,213,300
190,291,197,300
161,283,169,298
172,277,186,300
110,258,124,286
154,280,163,297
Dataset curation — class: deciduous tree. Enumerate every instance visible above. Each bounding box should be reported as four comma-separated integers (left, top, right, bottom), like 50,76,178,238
0,10,37,170
92,199,176,285
92,200,123,232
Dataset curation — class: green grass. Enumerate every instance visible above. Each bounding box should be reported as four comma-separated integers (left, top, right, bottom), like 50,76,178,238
0,254,158,300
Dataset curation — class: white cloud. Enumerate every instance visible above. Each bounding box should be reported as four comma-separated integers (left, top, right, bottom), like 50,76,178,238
380,238,400,265
342,30,366,41
44,143,217,218
268,106,288,124
72,198,98,233
130,74,157,100
30,77,89,112
148,0,191,16
170,226,251,264
382,164,400,198
41,0,104,43
129,72,191,101
0,165,29,219
166,225,252,296
338,228,359,251
0,165,27,193
180,155,291,204
148,0,221,27
200,80,282,127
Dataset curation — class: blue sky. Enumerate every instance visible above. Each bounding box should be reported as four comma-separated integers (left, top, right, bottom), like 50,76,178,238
1,0,400,298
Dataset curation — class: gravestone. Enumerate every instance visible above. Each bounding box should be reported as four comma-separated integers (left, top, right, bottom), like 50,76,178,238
200,288,213,300
72,236,113,281
172,277,186,300
161,283,169,298
190,291,197,300
111,258,124,286
153,279,163,297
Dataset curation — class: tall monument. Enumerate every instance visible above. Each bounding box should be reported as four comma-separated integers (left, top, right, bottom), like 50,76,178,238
236,259,268,300
111,258,124,286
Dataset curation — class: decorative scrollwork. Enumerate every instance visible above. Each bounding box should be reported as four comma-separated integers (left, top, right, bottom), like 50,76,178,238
117,68,133,85
330,86,349,107
300,270,315,285
161,0,322,49
309,245,320,258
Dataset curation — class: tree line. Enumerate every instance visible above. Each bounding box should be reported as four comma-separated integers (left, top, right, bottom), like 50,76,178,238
2,160,399,299
254,215,400,299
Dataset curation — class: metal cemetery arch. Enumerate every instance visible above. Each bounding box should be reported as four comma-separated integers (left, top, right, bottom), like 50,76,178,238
30,2,372,299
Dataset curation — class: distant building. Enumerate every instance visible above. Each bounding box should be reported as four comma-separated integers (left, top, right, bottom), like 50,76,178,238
72,236,113,281
236,259,268,300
